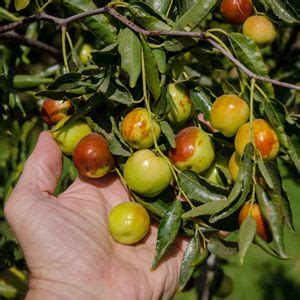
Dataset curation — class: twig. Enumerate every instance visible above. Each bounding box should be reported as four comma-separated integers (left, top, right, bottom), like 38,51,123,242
0,6,299,91
0,32,60,59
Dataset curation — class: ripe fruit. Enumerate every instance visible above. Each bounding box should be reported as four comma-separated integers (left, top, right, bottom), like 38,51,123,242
80,43,93,64
41,99,73,125
121,108,161,149
228,151,240,182
124,149,172,197
243,15,276,47
108,202,150,245
169,127,215,173
239,202,271,242
73,133,114,178
210,94,250,137
235,119,279,160
221,0,253,24
52,116,92,155
214,274,234,298
167,83,193,126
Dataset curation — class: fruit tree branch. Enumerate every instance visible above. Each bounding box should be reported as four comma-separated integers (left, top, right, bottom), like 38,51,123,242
0,6,299,91
0,32,60,59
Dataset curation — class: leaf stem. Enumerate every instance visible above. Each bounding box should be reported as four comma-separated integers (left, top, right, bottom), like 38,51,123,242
61,26,69,72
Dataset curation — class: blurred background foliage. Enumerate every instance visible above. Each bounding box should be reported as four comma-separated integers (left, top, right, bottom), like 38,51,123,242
0,0,300,299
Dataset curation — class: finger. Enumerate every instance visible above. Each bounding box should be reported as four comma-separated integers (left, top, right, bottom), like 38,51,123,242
14,131,62,195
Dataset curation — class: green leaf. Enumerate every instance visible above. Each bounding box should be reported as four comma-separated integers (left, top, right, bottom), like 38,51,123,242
140,37,161,100
257,158,275,189
190,87,212,120
118,28,142,88
48,73,81,90
144,0,172,15
229,32,274,97
174,0,218,31
160,121,176,148
57,0,117,45
207,238,238,257
256,184,287,258
264,0,299,23
14,0,30,11
210,144,254,223
182,200,229,218
238,215,256,264
178,170,226,203
254,236,288,260
152,201,182,268
153,49,167,74
178,234,200,292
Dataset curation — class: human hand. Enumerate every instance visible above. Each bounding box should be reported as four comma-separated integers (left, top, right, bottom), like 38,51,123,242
4,132,186,300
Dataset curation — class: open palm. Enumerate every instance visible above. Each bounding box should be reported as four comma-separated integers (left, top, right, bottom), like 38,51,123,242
5,132,186,300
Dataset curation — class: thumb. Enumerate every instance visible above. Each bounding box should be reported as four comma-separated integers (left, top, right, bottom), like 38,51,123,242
14,131,62,195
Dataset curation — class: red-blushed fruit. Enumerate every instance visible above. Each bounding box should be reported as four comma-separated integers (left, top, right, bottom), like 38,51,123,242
108,202,150,245
52,116,92,155
72,133,114,178
235,119,280,160
124,149,172,197
228,151,240,182
41,99,73,125
167,83,193,126
210,94,250,137
121,108,161,150
169,127,215,173
243,15,276,47
221,0,253,24
239,202,271,242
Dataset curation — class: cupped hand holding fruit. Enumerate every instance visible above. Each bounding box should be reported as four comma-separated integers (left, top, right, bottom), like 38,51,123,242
4,132,186,300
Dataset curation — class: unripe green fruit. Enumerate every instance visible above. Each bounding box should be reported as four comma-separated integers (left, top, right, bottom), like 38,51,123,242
109,202,150,245
80,43,93,64
169,127,215,173
124,149,172,197
52,116,92,155
121,108,161,150
243,16,276,47
214,274,234,298
167,83,193,126
228,151,240,182
210,94,250,137
202,165,223,186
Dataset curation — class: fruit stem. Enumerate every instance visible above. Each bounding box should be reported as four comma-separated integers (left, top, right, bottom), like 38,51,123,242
206,28,228,36
61,26,69,72
66,31,74,52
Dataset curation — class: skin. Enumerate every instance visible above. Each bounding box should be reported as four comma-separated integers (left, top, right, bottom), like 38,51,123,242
210,94,250,137
169,127,215,173
121,108,161,150
167,83,193,126
228,151,240,182
41,99,73,126
4,132,187,299
52,116,92,155
235,119,280,160
221,0,253,24
123,149,172,197
239,202,271,242
73,133,114,178
108,202,150,244
80,43,93,65
243,15,276,47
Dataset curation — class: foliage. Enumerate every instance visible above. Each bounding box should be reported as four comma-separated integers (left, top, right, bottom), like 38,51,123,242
0,0,300,298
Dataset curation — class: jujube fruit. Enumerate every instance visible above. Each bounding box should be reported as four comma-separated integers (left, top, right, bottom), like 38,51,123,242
169,127,215,173
167,83,193,126
210,94,250,137
108,202,150,245
228,151,240,182
121,108,161,149
123,149,172,197
72,133,114,178
214,274,234,298
52,116,92,155
239,202,271,242
221,0,253,24
41,99,73,125
80,43,93,65
243,15,276,47
235,119,279,160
